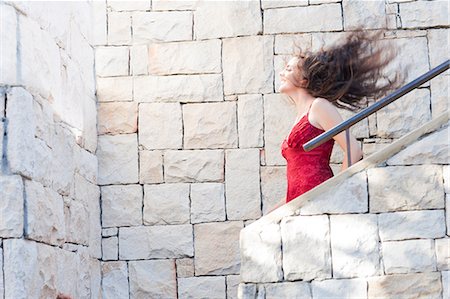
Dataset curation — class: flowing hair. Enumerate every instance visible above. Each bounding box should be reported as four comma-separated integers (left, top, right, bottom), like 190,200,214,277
285,27,408,112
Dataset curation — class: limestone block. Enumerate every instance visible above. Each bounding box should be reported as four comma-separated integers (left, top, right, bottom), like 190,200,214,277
261,0,307,9
97,134,138,185
237,283,257,299
89,258,102,299
0,121,2,166
102,237,118,261
190,183,226,224
238,94,264,148
88,183,102,259
129,259,177,299
148,40,221,75
342,0,386,30
378,210,446,241
51,125,76,196
143,183,190,225
227,275,241,299
299,171,368,215
240,222,283,282
311,278,367,298
134,74,223,102
310,31,350,52
443,271,449,299
139,150,163,184
281,215,331,281
25,180,65,246
263,94,296,165
102,261,129,299
73,173,98,209
222,36,273,95
183,102,237,149
95,46,129,77
74,146,97,184
64,197,89,245
447,195,450,237
274,34,311,55
368,272,442,299
387,126,449,165
164,150,224,183
96,76,133,102
130,45,148,75
264,4,342,34
92,0,107,46
436,238,450,271
261,166,286,215
225,149,261,220
428,29,450,72
176,258,194,278
330,214,380,278
108,0,150,11
178,276,226,299
119,225,193,259
194,221,243,275
98,102,138,135
107,12,131,45
33,99,54,149
383,239,436,274
363,141,390,158
400,0,449,29
264,281,311,298
102,227,118,237
0,4,17,84
430,74,450,119
0,175,24,238
82,97,98,153
132,11,192,43
139,102,182,149
101,185,143,227
309,0,340,4
152,0,198,11
368,165,444,213
0,247,2,297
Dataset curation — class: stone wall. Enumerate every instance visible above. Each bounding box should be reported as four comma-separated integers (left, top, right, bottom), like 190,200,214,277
95,0,449,298
0,2,100,298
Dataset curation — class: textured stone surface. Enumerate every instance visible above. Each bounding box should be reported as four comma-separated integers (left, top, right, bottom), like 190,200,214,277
281,215,331,281
274,34,311,55
342,0,386,30
96,77,133,102
102,261,129,299
164,150,224,183
237,283,257,299
194,221,243,275
92,1,107,46
97,134,138,185
119,225,193,259
261,166,287,215
108,1,150,11
190,183,226,224
443,271,449,299
238,94,264,148
107,11,131,45
368,165,444,213
0,4,17,84
102,227,118,237
178,276,226,299
129,260,177,299
0,247,2,297
152,0,198,11
139,150,164,184
264,281,311,298
225,149,261,220
102,236,118,261
130,45,148,75
261,0,308,9
330,214,380,278
101,185,142,227
51,125,75,196
143,183,190,225
64,197,89,245
222,36,273,95
176,258,194,278
311,278,367,299
0,175,24,238
95,46,129,77
98,102,137,135
183,102,237,149
226,275,241,299
447,194,450,237
436,238,450,271
139,102,182,150
378,210,446,241
400,0,449,28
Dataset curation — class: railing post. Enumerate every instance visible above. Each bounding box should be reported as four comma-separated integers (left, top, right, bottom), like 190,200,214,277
345,128,352,168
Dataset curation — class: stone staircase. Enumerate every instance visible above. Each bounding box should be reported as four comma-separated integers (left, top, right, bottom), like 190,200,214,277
238,110,449,299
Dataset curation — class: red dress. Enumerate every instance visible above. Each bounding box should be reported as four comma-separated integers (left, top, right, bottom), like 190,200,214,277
281,103,335,203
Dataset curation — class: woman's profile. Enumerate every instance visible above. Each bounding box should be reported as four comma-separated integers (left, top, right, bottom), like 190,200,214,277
269,28,405,212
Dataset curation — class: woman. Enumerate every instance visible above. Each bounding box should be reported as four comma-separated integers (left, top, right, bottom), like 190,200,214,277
270,28,405,211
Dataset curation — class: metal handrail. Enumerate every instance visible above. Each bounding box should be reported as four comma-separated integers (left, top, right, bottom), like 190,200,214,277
303,59,450,167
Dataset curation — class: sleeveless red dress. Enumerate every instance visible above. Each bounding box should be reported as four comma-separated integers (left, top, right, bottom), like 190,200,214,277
281,102,335,203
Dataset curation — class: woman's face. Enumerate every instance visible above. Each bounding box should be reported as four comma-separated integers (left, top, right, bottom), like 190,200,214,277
278,57,304,93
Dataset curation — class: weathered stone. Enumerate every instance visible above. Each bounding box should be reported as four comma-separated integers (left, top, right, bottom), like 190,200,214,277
64,197,89,245
190,183,226,224
431,74,450,119
194,221,243,275
102,236,118,261
74,146,98,184
95,46,129,77
89,258,102,299
96,76,133,102
143,183,190,225
264,4,342,34
447,194,450,237
178,276,226,299
98,102,137,135
132,11,192,43
97,134,139,185
274,34,311,55
107,12,131,45
237,283,257,299
387,126,449,165
311,278,367,298
363,141,390,158
378,210,446,241
331,214,380,278
129,259,177,299
368,272,442,298
88,183,102,259
134,74,223,102
436,238,450,271
139,150,164,184
264,281,311,298
102,261,129,299
119,225,193,259
261,0,307,9
227,275,241,299
152,0,198,11
130,45,148,75
240,222,283,283
176,258,194,278
238,94,264,148
184,102,237,149
222,36,273,95
0,4,17,84
84,97,101,153
0,247,2,297
164,150,224,183
92,0,107,46
400,0,449,29
101,185,143,227
108,1,150,11
443,271,449,299
0,175,24,238
51,125,75,196
368,165,444,213
299,171,368,215
382,239,436,274
261,166,287,215
342,0,386,30
225,149,261,220
102,227,118,237
195,1,261,40
281,215,331,281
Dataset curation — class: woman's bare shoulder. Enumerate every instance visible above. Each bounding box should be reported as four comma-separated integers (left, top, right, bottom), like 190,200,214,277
310,97,344,129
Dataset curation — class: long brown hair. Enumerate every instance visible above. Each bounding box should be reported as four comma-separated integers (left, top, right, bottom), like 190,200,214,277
286,27,408,112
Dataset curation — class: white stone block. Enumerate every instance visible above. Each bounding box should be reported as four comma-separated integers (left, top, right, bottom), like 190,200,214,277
51,125,75,196
309,0,340,4
108,0,150,11
0,175,24,238
108,11,131,45
226,275,241,299
82,97,98,153
98,102,138,135
330,214,380,278
102,236,118,261
92,0,107,46
436,238,450,271
101,185,143,227
443,271,449,299
264,281,311,298
238,94,264,148
88,184,102,259
190,183,226,224
261,166,286,215
342,0,386,30
400,0,449,29
261,0,308,9
447,194,450,237
102,261,129,299
430,74,449,119
102,227,118,237
152,0,198,11
237,283,257,299
0,247,2,297
428,29,450,70
96,76,133,102
274,34,311,55
0,4,17,84
74,146,98,184
178,276,226,299
139,150,163,184
281,215,331,281
130,45,148,75
95,46,129,77
176,258,194,278
382,239,436,274
311,278,367,299
64,197,89,245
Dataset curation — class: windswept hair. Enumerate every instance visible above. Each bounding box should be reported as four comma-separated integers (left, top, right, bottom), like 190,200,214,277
286,27,408,112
